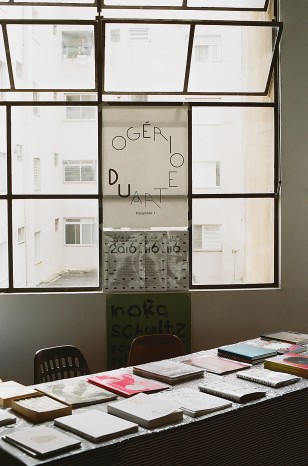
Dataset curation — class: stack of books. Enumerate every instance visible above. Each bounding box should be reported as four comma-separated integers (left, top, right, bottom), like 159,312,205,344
264,353,308,378
0,381,40,408
132,360,204,384
217,343,277,365
260,330,308,345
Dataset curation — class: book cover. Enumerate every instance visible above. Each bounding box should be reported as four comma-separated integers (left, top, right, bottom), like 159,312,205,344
264,353,308,378
217,343,277,362
0,381,40,408
152,388,232,417
198,380,266,403
107,392,183,428
88,371,170,397
54,409,138,443
2,425,81,457
0,409,16,426
11,395,72,423
236,367,300,387
133,360,204,385
34,378,117,407
181,355,250,375
260,331,308,345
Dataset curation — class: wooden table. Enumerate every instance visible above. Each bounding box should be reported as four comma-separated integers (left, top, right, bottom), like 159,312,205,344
1,339,307,466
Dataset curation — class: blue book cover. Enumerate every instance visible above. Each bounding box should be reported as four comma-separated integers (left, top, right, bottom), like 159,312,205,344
218,343,277,361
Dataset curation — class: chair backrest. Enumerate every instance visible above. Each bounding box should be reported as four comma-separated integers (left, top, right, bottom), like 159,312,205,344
127,334,185,366
34,345,90,384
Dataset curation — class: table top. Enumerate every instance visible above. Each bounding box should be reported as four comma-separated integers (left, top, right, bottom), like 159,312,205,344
1,338,308,466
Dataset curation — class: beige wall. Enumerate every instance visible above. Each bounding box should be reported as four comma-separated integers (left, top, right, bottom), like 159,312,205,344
0,0,308,385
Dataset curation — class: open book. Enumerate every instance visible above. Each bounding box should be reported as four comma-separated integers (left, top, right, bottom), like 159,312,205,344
55,409,138,443
107,393,183,428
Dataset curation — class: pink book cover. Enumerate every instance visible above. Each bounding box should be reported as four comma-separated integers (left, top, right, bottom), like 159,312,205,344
88,372,170,397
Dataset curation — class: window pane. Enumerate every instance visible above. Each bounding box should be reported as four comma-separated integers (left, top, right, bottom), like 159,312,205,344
0,202,8,288
189,25,279,94
7,24,95,89
13,199,99,288
192,198,274,285
188,0,266,7
192,106,274,194
102,105,188,229
11,106,98,194
0,108,6,194
104,24,189,92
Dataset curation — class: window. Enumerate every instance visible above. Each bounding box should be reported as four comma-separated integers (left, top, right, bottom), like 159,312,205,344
14,144,23,161
17,227,25,244
33,158,41,191
193,161,221,188
194,35,221,62
65,94,96,120
65,218,97,245
63,160,97,182
55,218,59,232
110,29,120,42
34,231,42,263
62,31,94,59
129,27,150,42
193,225,222,251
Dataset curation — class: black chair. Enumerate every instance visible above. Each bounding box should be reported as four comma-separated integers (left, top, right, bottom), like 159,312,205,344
34,345,90,384
127,334,185,366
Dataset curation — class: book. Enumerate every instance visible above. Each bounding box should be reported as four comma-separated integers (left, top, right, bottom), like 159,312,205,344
11,395,72,423
2,425,81,458
264,353,308,378
152,388,232,417
107,393,183,428
88,371,170,397
254,340,307,355
54,409,138,443
181,355,250,375
236,367,300,387
198,380,266,403
217,343,277,364
34,378,117,408
133,360,204,385
0,381,40,408
260,331,308,345
0,409,16,426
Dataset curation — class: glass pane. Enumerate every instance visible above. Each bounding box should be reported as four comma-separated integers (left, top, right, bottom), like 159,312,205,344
11,105,98,194
192,106,274,193
104,23,189,92
0,107,7,194
7,24,95,89
102,105,188,229
0,201,8,288
13,199,99,288
188,0,266,8
192,198,274,285
104,0,182,5
189,25,279,94
0,31,10,89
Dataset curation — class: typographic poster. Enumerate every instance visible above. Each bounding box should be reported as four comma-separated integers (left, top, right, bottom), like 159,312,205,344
103,230,188,291
106,293,191,369
102,105,188,229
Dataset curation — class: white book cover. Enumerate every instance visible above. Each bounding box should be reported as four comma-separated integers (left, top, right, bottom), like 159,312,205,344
0,380,38,407
236,368,300,387
152,388,232,417
198,380,266,403
34,378,117,407
2,425,81,457
0,409,16,426
107,392,183,428
55,409,138,443
133,360,204,383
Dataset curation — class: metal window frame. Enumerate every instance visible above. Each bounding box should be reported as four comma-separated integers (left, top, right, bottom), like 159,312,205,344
0,5,281,293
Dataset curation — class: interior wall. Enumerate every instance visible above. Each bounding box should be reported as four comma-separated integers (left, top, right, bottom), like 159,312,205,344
0,0,307,385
